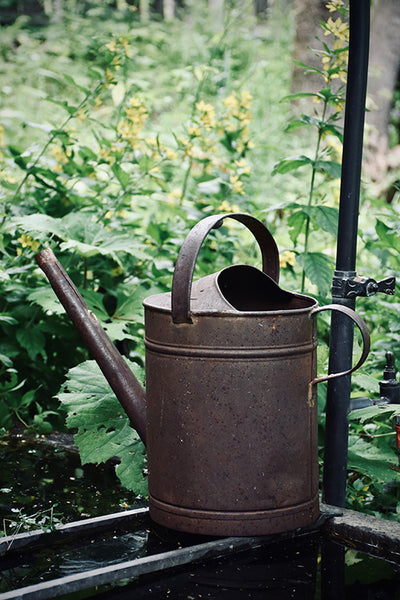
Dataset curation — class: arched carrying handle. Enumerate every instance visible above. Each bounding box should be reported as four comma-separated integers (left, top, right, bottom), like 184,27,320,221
172,213,280,324
308,304,371,404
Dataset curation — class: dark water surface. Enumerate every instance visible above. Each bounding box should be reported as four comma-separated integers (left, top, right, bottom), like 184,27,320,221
1,431,400,599
0,429,141,527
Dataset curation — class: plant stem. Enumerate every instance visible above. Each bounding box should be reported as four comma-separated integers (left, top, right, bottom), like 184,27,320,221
300,100,328,293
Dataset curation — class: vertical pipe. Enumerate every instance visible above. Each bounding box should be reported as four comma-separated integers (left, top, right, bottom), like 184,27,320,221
322,0,370,507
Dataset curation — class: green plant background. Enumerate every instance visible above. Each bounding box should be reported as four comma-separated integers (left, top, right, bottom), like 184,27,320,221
1,0,400,519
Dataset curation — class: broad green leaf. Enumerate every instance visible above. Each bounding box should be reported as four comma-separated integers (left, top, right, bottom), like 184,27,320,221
58,360,147,495
314,159,341,179
16,327,45,361
376,220,400,255
309,205,338,236
272,155,312,175
298,252,334,296
286,204,338,237
350,373,380,397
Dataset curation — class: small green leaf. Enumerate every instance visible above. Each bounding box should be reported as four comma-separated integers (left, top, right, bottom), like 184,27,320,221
46,97,78,116
272,155,312,175
111,163,130,189
288,211,307,245
63,74,90,95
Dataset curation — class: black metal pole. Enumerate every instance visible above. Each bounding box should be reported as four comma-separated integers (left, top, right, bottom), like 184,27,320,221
322,0,370,507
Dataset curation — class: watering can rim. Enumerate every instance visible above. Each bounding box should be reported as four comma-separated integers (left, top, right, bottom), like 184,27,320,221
143,263,318,317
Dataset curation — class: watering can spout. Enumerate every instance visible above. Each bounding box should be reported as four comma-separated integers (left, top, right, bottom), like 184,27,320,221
35,248,147,445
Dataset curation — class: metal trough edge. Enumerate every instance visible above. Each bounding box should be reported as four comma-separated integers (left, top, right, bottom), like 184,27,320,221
321,502,400,564
2,505,400,599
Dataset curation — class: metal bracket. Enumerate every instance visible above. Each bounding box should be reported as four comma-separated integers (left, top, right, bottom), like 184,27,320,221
332,271,396,299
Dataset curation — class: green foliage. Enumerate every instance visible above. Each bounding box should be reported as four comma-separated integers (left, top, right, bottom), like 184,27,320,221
2,505,63,545
1,1,400,517
57,360,147,496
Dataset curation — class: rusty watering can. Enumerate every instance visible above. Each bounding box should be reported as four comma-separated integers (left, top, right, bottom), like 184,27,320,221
36,213,370,536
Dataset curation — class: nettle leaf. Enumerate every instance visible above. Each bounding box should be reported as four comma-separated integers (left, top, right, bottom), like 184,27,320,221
272,155,313,175
309,205,338,236
350,373,380,397
298,252,334,296
288,211,307,245
28,287,66,314
58,360,147,496
287,204,338,238
9,214,68,238
349,403,400,423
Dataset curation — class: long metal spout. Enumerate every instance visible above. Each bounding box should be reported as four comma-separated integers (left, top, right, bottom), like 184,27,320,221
35,248,147,445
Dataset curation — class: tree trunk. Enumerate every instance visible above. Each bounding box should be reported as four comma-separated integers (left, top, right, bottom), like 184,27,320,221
365,0,400,181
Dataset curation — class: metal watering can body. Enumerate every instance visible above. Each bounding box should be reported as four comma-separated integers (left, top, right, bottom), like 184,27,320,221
143,213,369,535
36,213,370,537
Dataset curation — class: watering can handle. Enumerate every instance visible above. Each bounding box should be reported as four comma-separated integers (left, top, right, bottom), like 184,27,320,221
308,304,371,403
172,212,280,324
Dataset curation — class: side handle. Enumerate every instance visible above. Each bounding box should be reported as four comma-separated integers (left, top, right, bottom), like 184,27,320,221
308,304,370,404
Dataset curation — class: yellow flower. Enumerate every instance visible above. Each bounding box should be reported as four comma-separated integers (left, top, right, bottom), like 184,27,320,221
229,174,244,195
218,199,241,213
164,147,178,160
105,68,115,83
326,0,344,13
324,17,349,42
0,123,4,146
118,36,132,57
234,158,251,174
17,234,40,252
195,100,216,130
112,56,121,70
169,188,183,200
99,147,115,164
111,265,123,277
187,124,202,137
105,39,118,53
279,250,296,268
240,90,253,109
51,146,68,163
76,108,87,123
